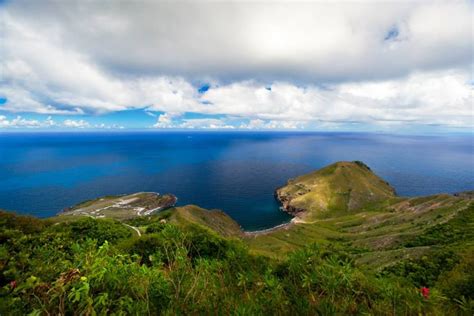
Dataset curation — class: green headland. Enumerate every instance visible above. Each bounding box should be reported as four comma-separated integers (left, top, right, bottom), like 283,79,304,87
1,161,473,314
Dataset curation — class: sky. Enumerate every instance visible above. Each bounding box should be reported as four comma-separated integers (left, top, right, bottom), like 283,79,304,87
0,0,472,132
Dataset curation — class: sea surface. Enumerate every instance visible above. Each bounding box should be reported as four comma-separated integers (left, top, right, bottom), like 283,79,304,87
0,132,473,230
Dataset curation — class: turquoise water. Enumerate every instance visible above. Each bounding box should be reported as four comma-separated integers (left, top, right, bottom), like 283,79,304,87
0,132,472,230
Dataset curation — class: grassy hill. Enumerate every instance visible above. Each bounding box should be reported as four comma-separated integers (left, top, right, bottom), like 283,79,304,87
275,161,396,220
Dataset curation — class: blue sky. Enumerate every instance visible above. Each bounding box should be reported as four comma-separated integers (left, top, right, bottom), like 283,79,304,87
0,1,472,132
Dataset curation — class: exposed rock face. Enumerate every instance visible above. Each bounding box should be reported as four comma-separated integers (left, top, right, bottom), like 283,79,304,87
275,161,396,220
275,190,305,216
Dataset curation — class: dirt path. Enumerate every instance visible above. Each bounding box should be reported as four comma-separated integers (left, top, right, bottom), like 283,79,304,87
123,224,141,237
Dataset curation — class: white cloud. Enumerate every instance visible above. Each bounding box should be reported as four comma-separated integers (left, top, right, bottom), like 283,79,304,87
153,113,176,128
200,70,473,127
153,116,235,130
11,116,41,127
63,119,90,128
0,115,50,128
239,119,303,130
0,116,7,128
3,68,470,129
44,116,56,127
0,1,472,131
94,123,124,129
0,116,126,129
4,0,471,81
0,13,200,114
179,118,235,130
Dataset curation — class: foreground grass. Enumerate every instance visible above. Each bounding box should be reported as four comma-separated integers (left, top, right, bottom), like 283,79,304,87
1,211,473,315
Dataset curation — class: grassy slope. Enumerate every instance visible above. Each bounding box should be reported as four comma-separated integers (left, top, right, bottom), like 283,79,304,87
166,205,243,237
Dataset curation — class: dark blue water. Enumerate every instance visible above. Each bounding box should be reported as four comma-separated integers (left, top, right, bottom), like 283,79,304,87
0,132,472,230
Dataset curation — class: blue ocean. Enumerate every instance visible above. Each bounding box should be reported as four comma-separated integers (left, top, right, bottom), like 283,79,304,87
0,132,472,230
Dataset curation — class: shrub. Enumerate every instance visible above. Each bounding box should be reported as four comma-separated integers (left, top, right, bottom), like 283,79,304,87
65,217,132,244
381,249,460,287
437,251,474,301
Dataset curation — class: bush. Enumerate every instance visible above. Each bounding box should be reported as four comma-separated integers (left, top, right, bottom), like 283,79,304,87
0,211,470,315
381,249,460,287
0,211,50,234
65,217,132,244
405,205,474,247
437,251,474,300
185,225,233,260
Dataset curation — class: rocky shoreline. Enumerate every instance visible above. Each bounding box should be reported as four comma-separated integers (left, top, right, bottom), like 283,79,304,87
274,187,306,217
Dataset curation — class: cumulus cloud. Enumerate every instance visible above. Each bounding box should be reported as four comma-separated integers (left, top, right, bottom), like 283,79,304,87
153,113,178,128
0,115,59,128
0,115,41,128
197,70,472,127
93,123,125,130
3,0,471,81
0,0,472,131
154,116,235,129
63,119,90,128
239,119,303,130
0,115,123,129
178,118,235,130
0,13,201,115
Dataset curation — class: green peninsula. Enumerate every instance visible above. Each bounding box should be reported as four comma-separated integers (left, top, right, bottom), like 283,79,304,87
59,192,177,220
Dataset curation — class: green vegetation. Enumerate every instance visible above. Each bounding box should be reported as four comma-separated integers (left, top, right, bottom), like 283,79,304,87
1,161,473,314
1,211,471,315
380,249,460,287
403,205,474,247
